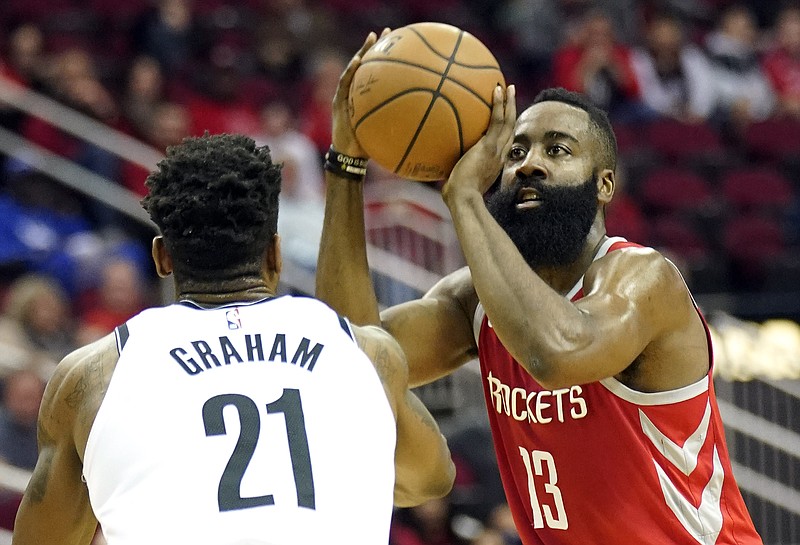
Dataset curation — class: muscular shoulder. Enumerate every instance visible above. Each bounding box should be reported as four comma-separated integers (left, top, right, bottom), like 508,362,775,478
588,245,709,387
586,245,691,306
41,334,119,458
351,325,408,415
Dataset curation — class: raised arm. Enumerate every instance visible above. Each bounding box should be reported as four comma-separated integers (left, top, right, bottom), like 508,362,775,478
12,338,116,545
315,31,383,326
316,32,478,386
353,324,455,507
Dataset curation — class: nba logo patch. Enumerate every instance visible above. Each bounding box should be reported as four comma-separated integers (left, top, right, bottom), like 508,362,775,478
226,308,241,330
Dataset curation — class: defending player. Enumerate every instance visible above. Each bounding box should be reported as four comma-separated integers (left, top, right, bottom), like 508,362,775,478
13,133,455,545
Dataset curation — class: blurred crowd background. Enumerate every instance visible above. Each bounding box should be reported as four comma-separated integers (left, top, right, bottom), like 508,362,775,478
0,0,799,543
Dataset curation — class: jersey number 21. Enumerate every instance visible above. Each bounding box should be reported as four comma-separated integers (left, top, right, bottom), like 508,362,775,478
202,389,316,512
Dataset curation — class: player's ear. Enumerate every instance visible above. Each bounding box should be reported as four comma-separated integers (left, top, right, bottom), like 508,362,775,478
598,169,614,205
152,236,173,278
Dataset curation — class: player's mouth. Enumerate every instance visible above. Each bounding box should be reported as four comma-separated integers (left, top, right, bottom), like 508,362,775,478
516,187,543,209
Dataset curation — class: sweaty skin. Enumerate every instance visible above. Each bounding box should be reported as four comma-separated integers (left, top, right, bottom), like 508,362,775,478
316,32,709,393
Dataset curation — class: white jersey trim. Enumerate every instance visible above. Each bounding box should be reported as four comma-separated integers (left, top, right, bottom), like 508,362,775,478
473,305,486,349
599,374,709,405
565,236,628,300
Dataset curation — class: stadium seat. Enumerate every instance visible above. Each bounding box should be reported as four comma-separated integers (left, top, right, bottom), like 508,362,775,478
741,118,800,163
638,167,717,216
645,118,726,164
651,213,711,262
722,214,788,289
720,167,796,214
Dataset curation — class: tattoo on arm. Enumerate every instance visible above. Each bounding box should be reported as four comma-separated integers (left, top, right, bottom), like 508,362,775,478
409,393,440,434
27,427,55,503
65,352,108,429
372,342,396,385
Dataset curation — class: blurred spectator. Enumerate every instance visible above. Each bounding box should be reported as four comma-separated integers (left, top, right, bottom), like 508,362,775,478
0,22,47,91
184,48,260,136
631,12,718,123
253,28,305,89
495,0,566,92
252,0,341,90
552,9,647,122
0,368,47,470
483,504,521,545
390,497,468,545
121,55,167,139
0,172,100,296
254,100,326,270
121,101,190,196
300,48,348,157
469,529,504,545
762,5,800,119
18,47,122,185
496,0,641,90
254,99,324,203
76,253,149,345
255,0,340,95
0,274,76,363
704,4,775,129
132,0,206,76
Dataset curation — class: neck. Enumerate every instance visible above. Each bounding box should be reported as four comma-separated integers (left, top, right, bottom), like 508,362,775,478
176,277,277,307
535,225,608,295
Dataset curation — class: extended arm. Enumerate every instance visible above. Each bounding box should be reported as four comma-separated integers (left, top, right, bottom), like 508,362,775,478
354,325,455,506
316,32,478,386
13,351,99,545
315,31,382,326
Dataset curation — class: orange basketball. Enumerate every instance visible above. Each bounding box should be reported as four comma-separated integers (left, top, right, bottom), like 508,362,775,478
349,23,505,181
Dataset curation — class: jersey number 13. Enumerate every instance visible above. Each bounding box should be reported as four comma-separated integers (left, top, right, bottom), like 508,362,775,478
202,389,316,512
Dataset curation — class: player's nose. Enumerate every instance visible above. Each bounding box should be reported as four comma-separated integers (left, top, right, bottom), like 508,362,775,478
515,150,548,181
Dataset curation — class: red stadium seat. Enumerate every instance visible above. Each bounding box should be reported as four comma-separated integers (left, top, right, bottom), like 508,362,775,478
720,168,796,214
645,118,725,163
741,118,800,163
723,214,788,288
638,167,716,216
651,214,711,262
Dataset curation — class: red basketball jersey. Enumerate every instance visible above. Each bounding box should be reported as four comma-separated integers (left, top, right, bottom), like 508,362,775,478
476,237,762,545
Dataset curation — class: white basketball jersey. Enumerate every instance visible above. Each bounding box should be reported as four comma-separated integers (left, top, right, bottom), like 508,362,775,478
83,296,397,545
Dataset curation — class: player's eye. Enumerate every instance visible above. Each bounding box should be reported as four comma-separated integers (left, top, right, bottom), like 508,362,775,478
548,144,570,156
508,145,527,160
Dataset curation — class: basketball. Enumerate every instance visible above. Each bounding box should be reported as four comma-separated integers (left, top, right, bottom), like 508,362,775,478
349,23,505,181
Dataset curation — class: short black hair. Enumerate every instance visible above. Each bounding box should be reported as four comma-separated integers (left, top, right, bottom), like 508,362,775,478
141,133,281,279
532,87,618,170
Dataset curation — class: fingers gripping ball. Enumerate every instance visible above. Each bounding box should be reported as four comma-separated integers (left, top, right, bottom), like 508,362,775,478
349,23,505,181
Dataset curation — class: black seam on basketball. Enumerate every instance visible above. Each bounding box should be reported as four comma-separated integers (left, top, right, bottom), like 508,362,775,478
405,26,499,69
352,88,438,132
408,26,455,61
395,31,464,173
359,58,496,108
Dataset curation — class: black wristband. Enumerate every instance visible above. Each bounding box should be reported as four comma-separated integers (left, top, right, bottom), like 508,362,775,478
324,146,368,181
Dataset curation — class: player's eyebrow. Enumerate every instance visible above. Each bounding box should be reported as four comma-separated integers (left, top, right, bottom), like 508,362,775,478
543,130,579,143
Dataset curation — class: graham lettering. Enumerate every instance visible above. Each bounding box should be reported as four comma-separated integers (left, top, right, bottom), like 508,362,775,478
170,333,324,376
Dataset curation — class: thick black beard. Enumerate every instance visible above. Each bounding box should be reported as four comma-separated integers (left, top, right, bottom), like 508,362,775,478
485,175,599,268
